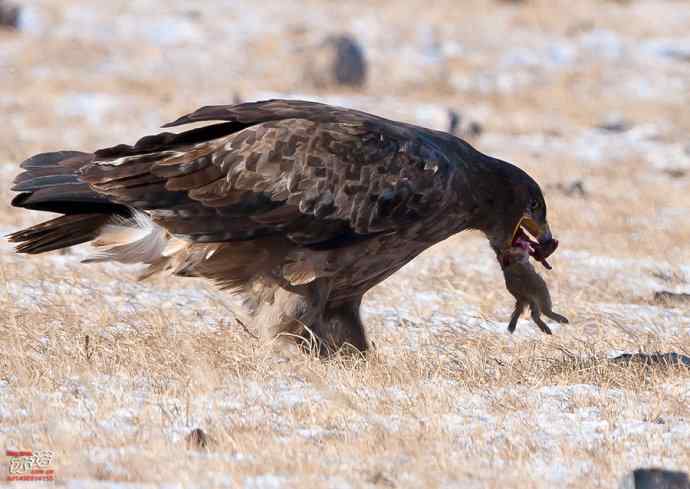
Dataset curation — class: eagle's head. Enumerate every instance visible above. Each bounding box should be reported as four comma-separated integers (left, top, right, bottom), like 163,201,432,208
480,160,558,269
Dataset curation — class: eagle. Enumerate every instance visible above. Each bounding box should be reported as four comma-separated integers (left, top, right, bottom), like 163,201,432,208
9,99,557,354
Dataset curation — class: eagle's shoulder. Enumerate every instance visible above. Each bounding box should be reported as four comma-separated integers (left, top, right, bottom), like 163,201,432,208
162,99,367,128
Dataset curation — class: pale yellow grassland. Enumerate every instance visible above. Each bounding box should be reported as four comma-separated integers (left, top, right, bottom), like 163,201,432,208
0,0,689,487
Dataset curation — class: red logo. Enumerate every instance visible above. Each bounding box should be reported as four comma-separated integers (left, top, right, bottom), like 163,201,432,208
6,449,55,482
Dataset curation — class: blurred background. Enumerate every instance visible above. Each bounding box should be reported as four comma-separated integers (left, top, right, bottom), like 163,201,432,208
2,0,688,165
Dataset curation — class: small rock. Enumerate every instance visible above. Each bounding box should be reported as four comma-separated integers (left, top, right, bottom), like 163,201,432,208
565,180,586,197
181,9,202,21
620,468,690,489
566,20,596,36
368,471,396,488
186,428,209,449
447,109,461,135
610,352,690,368
662,168,686,179
0,0,20,29
654,290,690,305
547,180,587,198
597,116,631,133
466,121,483,138
447,109,483,140
649,42,690,63
303,34,367,88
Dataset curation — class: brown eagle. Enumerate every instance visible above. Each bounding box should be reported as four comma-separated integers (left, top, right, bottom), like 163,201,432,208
9,99,557,354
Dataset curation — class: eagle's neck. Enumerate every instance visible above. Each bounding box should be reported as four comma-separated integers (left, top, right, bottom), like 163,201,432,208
449,150,517,235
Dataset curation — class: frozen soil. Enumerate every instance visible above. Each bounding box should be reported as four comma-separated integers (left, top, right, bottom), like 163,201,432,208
0,1,689,488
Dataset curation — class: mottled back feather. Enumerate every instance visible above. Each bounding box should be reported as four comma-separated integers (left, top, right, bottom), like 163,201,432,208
10,99,498,307
77,99,460,247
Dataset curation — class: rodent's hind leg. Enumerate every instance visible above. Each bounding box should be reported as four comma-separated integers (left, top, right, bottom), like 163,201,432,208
530,303,553,335
507,300,525,333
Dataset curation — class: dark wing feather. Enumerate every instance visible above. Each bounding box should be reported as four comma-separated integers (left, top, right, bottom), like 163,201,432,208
161,99,345,128
78,99,457,246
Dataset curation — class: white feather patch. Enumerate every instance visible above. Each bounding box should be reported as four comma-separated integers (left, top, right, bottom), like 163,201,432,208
83,211,174,264
162,237,188,257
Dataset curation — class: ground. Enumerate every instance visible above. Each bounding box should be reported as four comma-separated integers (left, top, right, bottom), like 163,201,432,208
0,0,689,487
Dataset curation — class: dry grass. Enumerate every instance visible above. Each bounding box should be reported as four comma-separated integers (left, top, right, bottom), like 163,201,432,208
1,0,690,487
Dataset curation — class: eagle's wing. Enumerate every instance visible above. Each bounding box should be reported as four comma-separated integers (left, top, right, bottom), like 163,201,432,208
79,99,458,246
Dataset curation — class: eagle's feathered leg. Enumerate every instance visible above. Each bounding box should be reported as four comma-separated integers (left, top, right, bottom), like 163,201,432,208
309,296,368,356
252,278,333,347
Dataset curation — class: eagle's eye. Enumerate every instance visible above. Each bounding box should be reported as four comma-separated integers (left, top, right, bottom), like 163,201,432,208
529,200,541,212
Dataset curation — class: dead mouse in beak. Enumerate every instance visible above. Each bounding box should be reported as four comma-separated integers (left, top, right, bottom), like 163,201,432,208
502,244,568,334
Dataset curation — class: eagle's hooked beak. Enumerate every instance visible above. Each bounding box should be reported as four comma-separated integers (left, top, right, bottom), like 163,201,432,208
519,216,552,246
507,215,558,269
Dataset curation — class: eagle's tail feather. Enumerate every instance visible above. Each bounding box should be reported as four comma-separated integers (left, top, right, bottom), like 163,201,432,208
9,206,179,269
9,150,133,254
8,214,111,254
9,151,266,288
11,151,125,215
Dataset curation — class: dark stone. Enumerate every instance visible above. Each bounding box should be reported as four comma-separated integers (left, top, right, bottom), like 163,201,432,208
611,353,690,368
654,290,690,305
447,109,461,135
629,468,689,489
447,109,482,139
185,428,209,449
547,180,587,198
0,0,20,29
329,35,367,87
662,168,687,179
368,471,396,488
181,9,202,21
565,180,586,197
304,34,367,88
466,121,483,138
597,119,631,132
